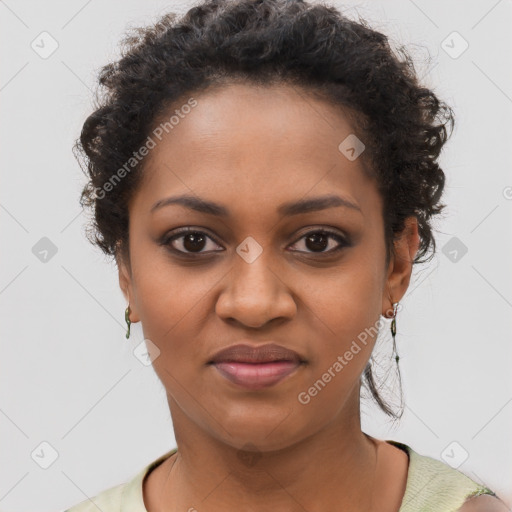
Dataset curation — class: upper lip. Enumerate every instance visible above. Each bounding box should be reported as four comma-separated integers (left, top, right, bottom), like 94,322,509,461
208,343,304,364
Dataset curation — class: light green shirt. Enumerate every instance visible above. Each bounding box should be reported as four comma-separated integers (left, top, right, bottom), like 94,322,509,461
64,441,495,512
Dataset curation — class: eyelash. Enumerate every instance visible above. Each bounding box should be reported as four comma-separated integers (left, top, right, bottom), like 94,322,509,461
160,227,351,257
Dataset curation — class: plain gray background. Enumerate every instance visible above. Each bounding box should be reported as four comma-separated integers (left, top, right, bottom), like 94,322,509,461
1,0,511,510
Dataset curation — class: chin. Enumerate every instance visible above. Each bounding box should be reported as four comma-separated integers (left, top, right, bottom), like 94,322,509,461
208,408,311,453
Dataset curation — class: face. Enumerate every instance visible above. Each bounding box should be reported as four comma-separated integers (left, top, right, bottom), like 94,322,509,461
118,83,418,451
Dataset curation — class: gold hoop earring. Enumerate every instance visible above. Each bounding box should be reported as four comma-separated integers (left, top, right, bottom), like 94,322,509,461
125,305,131,339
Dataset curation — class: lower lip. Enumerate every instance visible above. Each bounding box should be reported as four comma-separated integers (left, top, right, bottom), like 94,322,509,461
211,361,301,390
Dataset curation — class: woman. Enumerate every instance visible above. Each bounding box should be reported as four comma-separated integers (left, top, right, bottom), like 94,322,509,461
65,0,508,510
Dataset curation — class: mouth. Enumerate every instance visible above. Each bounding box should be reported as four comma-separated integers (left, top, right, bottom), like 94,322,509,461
207,343,305,390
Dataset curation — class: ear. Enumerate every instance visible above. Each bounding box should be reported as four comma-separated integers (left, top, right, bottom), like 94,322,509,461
116,252,141,323
381,216,420,317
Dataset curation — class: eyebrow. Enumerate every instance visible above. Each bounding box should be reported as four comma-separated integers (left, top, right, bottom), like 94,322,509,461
150,193,362,216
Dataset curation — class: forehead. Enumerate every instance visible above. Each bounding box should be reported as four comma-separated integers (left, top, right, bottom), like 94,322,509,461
133,82,380,219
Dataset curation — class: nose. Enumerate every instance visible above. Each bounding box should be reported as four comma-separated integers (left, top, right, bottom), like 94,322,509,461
215,252,297,329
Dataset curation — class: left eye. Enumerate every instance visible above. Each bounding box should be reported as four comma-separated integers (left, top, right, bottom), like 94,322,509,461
162,228,349,255
288,230,349,254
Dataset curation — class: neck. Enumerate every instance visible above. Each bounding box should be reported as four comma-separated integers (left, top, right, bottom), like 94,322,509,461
157,392,380,512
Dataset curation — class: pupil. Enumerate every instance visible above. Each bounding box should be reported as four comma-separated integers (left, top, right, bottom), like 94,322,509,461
184,233,205,252
306,233,328,252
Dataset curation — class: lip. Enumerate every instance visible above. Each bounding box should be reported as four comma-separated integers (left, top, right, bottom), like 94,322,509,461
209,343,304,364
208,343,305,390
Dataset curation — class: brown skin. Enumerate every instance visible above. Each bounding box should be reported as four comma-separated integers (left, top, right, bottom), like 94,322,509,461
118,83,420,511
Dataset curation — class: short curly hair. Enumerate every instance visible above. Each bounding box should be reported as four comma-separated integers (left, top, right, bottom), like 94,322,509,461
75,0,454,419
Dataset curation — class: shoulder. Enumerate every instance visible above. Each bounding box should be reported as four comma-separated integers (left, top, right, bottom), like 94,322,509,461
62,449,176,512
386,441,500,512
458,494,510,512
63,482,125,512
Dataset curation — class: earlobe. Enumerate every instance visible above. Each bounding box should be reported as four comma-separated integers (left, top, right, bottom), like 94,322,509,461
117,258,131,303
381,282,395,319
382,216,420,316
125,302,140,324
116,255,141,323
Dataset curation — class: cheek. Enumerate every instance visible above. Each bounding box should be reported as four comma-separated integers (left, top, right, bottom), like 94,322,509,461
134,269,211,353
311,254,383,341
302,256,383,387
129,258,225,389
129,236,213,338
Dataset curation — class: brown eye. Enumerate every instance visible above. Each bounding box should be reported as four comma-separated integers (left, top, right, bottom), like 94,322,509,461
289,230,349,255
180,232,207,252
161,227,350,258
162,229,223,255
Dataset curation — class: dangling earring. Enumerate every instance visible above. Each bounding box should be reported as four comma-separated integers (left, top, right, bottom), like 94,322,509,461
125,305,131,339
390,301,399,363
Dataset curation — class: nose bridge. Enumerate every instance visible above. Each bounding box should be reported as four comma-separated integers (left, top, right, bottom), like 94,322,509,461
231,237,280,297
216,237,296,327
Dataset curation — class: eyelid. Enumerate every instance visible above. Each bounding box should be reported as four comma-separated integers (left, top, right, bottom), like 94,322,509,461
289,226,349,244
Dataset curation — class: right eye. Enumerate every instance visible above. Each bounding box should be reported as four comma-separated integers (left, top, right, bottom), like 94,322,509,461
161,228,224,256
